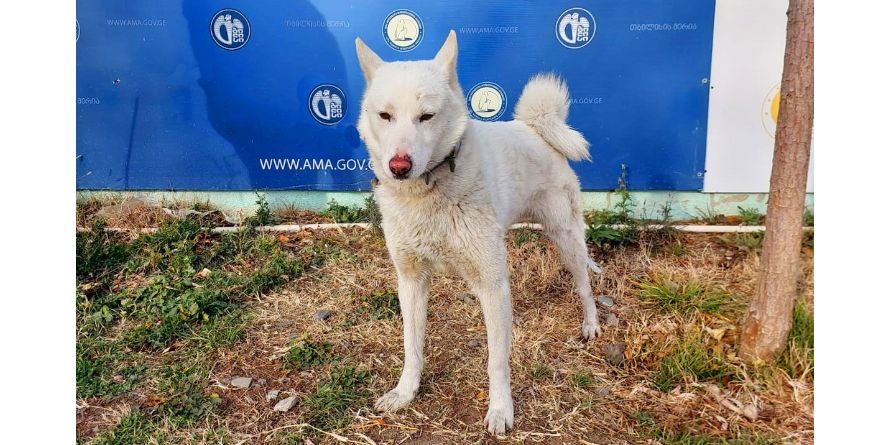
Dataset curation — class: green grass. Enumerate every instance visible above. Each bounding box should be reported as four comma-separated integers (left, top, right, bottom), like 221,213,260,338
737,206,764,225
694,206,726,224
529,363,553,380
77,217,310,405
303,366,371,431
76,340,145,399
89,409,163,445
655,431,777,445
283,337,335,370
325,198,373,223
585,223,638,248
247,193,280,228
778,301,814,379
156,363,219,427
354,289,400,321
513,228,542,248
570,370,594,389
636,275,729,314
649,332,734,393
718,232,765,254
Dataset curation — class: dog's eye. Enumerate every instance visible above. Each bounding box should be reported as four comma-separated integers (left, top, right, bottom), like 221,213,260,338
419,113,435,122
378,112,392,121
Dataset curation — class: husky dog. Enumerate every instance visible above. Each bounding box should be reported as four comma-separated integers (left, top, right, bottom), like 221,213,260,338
354,30,602,434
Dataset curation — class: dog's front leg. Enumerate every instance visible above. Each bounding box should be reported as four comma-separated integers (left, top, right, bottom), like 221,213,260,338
374,264,428,412
471,257,515,434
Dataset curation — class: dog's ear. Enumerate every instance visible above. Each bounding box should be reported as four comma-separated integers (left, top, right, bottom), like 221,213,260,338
355,37,384,83
434,30,458,83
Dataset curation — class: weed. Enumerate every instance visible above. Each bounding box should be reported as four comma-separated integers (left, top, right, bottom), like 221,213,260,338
737,206,764,225
632,410,657,431
694,206,726,224
76,220,130,282
650,332,734,392
513,228,542,248
303,366,370,431
570,370,593,389
283,337,335,370
90,409,162,445
778,301,814,379
156,364,218,426
664,239,686,257
191,309,250,351
654,431,777,445
803,231,814,249
529,363,553,380
718,232,765,254
303,239,342,270
636,275,728,314
76,341,145,399
247,193,280,228
364,194,383,232
355,290,400,321
804,208,814,227
584,166,642,248
586,223,638,248
325,199,369,223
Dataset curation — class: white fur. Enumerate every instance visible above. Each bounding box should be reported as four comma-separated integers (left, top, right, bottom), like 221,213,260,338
355,31,602,435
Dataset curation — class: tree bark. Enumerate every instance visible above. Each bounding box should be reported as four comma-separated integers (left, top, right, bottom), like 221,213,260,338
739,0,814,363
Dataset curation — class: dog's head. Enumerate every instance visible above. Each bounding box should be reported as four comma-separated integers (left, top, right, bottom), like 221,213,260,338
355,30,468,183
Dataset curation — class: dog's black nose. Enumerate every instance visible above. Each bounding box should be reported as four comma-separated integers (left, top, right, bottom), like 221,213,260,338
389,154,413,179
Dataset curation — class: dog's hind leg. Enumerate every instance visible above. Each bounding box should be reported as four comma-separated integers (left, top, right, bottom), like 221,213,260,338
375,258,429,412
536,190,602,339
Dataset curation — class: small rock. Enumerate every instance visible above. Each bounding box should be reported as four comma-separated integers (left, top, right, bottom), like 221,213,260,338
605,313,619,326
598,296,615,307
595,387,611,397
273,396,297,412
601,342,626,366
467,339,483,348
257,378,267,387
460,293,477,304
230,377,253,389
266,390,280,401
312,309,334,322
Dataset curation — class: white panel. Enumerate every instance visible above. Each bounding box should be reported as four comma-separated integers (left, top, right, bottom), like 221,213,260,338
704,0,813,192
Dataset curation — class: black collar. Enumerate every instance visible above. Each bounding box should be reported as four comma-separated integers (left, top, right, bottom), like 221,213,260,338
421,140,461,185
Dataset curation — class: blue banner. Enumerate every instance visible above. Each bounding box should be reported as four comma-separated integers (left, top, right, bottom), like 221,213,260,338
76,1,715,191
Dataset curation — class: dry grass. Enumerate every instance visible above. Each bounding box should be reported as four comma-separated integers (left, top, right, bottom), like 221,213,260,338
76,221,813,444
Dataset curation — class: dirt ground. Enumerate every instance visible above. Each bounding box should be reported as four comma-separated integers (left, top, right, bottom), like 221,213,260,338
76,216,813,445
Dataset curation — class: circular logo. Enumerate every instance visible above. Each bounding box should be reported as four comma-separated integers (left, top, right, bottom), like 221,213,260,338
309,84,347,125
383,9,423,51
556,8,597,49
467,82,507,121
210,9,251,51
762,85,780,138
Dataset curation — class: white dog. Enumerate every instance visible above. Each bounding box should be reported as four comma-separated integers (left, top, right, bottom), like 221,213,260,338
355,30,602,434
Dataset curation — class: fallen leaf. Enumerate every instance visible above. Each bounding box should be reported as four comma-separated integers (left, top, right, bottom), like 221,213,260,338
195,268,211,279
704,326,726,341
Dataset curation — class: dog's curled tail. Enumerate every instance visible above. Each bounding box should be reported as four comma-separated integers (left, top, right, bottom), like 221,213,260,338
514,74,591,161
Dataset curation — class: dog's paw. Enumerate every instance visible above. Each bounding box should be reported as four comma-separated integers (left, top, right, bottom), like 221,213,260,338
582,317,603,340
374,389,414,412
484,405,514,434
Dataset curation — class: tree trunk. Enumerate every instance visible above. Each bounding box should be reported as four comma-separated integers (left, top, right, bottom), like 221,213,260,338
739,0,814,363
